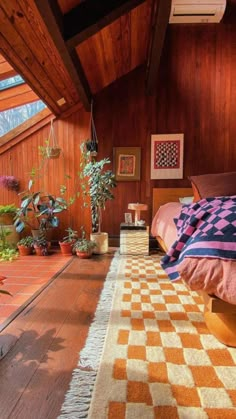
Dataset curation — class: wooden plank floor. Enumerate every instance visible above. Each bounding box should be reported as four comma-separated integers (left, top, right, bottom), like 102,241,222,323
0,249,116,419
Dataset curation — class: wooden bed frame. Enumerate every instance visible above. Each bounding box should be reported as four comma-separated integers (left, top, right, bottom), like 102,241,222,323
152,188,236,347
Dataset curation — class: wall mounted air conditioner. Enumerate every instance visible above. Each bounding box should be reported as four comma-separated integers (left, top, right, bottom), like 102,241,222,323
169,0,227,24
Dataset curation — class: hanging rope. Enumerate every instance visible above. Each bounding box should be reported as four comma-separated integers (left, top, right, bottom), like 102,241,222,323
87,101,98,155
48,119,58,148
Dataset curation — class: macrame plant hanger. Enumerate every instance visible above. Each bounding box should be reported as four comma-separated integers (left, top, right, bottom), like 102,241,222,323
47,119,61,159
86,101,98,157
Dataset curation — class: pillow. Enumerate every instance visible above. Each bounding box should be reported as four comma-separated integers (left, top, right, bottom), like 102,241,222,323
179,196,194,204
189,172,236,201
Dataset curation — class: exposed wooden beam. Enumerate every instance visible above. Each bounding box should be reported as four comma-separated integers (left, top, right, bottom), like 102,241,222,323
146,0,171,95
34,0,91,111
64,0,146,50
0,56,17,81
0,83,39,111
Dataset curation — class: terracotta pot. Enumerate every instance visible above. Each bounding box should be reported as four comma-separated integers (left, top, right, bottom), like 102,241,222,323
0,213,15,225
76,250,92,259
18,245,33,256
59,241,73,256
33,244,49,256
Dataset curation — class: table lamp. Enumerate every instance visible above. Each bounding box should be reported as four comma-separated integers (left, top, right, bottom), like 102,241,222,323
128,203,148,225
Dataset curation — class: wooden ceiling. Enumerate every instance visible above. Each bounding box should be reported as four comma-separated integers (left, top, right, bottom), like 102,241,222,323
0,0,234,116
0,0,160,116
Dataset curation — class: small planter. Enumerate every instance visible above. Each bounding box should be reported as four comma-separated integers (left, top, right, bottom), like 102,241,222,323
90,232,108,254
46,147,61,159
76,250,92,259
0,213,15,225
33,244,49,256
18,245,33,256
59,241,74,256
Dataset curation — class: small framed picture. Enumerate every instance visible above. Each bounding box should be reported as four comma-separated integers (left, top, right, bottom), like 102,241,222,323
125,213,132,224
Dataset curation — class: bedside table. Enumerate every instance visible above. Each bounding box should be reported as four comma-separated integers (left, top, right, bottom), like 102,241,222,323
120,223,149,255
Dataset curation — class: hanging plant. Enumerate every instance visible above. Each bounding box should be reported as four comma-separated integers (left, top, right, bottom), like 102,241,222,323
85,101,98,157
39,120,62,159
0,175,20,192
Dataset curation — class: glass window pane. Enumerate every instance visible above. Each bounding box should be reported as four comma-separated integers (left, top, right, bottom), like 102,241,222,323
0,100,47,137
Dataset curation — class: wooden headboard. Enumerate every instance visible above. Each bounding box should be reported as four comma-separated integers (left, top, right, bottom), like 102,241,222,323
152,188,193,217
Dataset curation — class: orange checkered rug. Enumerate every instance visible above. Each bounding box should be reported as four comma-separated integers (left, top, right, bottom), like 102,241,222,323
59,252,236,419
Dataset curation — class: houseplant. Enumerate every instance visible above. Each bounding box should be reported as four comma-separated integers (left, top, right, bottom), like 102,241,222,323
81,143,117,254
59,227,78,256
17,235,34,256
14,179,68,239
39,120,61,159
33,229,50,256
0,204,18,225
73,226,96,258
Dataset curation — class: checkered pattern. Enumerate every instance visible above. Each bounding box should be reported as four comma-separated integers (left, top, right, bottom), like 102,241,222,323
89,254,236,418
154,141,180,169
163,197,236,280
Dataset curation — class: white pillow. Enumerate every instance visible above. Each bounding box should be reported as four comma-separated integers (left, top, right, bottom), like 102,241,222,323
179,196,194,204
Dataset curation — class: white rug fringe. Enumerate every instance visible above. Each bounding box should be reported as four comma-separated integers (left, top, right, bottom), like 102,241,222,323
58,251,121,419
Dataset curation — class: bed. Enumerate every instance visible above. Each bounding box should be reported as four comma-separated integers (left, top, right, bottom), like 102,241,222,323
151,174,236,347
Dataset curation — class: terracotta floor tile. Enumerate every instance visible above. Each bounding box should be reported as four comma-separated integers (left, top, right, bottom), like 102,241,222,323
0,250,71,328
0,305,21,317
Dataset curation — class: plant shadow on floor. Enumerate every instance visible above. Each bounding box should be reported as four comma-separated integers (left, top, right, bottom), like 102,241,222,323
0,328,69,417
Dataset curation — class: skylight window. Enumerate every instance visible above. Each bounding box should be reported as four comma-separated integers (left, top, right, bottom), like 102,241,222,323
0,75,24,91
0,100,46,137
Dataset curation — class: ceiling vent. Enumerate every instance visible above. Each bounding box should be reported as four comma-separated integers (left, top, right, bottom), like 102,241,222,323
169,0,227,24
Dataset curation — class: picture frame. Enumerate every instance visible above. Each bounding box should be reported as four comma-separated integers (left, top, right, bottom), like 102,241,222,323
124,213,132,224
150,133,184,179
113,147,141,181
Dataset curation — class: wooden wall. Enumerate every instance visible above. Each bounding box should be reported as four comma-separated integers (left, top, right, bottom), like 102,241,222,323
0,23,235,239
96,23,236,235
0,110,91,240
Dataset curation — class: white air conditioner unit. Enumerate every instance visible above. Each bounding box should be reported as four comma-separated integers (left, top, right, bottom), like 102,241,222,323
169,0,227,24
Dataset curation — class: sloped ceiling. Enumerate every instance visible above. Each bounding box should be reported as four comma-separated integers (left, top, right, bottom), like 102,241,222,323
0,0,234,117
0,0,155,115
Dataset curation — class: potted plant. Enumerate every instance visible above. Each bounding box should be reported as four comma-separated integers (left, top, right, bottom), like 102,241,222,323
0,204,18,225
81,143,117,254
17,236,34,256
14,179,68,240
39,120,62,159
33,229,50,256
73,226,96,258
59,227,78,256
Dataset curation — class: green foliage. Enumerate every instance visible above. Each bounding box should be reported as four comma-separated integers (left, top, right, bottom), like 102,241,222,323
0,248,18,262
80,143,117,233
0,226,18,262
17,236,34,247
73,226,96,252
33,230,49,255
0,204,18,214
61,227,78,243
14,179,68,233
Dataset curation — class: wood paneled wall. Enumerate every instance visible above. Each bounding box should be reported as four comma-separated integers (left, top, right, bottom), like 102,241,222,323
0,23,235,239
0,110,91,240
95,23,236,235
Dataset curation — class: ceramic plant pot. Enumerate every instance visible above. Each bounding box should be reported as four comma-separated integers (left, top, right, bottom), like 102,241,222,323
59,241,73,256
17,245,33,256
33,244,49,256
76,250,92,259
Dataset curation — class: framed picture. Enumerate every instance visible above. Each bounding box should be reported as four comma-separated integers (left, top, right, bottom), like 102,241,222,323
113,147,141,181
150,134,184,179
124,213,132,224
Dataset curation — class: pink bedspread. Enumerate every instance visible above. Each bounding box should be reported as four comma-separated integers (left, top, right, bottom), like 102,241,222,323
151,202,236,304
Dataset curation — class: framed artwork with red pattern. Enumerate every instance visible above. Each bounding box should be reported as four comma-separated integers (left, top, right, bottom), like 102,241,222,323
150,133,184,179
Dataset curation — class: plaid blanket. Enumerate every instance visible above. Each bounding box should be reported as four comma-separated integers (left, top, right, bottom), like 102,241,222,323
161,196,236,280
